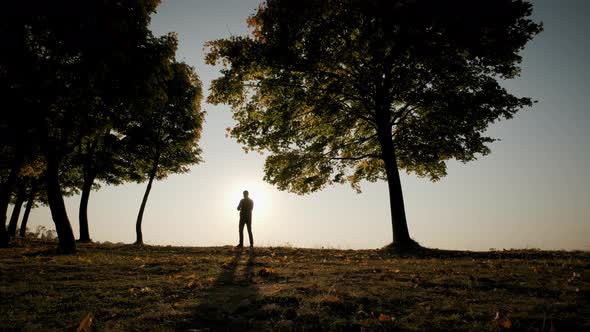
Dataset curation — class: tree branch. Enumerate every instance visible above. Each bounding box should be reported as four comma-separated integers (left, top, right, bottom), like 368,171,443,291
330,153,380,161
391,104,417,127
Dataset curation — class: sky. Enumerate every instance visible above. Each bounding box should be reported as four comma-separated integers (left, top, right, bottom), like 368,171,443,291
24,0,590,250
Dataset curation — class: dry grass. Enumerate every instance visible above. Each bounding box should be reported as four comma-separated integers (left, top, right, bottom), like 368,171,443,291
0,239,588,331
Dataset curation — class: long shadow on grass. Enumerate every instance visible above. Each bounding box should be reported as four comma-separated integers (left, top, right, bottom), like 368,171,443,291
177,248,260,331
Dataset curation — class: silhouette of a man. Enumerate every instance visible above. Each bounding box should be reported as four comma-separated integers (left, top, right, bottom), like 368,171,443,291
237,190,254,247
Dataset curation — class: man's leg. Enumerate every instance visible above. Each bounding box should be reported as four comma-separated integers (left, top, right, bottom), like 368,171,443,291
238,219,245,246
246,219,253,247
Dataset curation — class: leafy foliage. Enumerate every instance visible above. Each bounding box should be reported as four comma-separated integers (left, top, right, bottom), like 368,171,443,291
206,0,542,193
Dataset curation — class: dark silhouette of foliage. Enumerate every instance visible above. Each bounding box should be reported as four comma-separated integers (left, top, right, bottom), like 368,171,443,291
1,0,169,251
0,3,43,246
206,0,542,248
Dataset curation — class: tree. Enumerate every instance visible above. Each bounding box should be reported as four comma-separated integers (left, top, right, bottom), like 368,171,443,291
206,0,542,249
0,170,19,246
124,61,204,245
0,154,21,247
7,180,26,238
73,133,123,243
19,179,40,238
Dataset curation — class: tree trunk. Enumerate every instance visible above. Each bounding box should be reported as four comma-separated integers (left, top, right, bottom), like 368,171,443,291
0,157,21,247
7,182,26,238
19,183,37,238
135,158,159,245
0,209,8,247
78,172,96,243
46,152,76,253
377,119,414,248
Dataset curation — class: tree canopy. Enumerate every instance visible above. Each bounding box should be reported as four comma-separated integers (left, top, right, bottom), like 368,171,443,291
206,0,542,247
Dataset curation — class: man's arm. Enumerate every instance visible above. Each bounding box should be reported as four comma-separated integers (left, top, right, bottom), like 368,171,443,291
237,199,242,211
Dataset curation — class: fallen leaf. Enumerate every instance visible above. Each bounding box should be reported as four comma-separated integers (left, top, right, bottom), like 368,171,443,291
378,313,392,322
76,313,94,332
78,257,92,264
324,295,342,304
258,267,274,277
495,311,512,329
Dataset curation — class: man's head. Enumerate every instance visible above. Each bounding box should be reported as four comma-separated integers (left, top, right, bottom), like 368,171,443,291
243,190,249,198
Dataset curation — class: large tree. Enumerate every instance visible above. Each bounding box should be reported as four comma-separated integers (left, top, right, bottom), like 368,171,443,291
124,61,204,245
206,0,542,249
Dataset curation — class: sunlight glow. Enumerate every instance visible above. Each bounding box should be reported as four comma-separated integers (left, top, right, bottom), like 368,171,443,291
226,179,275,224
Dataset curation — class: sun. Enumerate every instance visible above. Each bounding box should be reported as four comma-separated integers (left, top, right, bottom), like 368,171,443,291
227,180,273,220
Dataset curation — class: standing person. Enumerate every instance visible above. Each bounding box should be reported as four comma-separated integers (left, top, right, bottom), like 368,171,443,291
237,190,254,247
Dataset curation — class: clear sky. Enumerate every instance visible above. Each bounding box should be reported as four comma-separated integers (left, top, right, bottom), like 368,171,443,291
25,0,590,250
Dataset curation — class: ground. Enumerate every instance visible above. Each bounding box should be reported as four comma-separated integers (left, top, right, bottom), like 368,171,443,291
0,239,588,331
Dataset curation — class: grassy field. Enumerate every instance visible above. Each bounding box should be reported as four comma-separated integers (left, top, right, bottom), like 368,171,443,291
0,239,588,331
